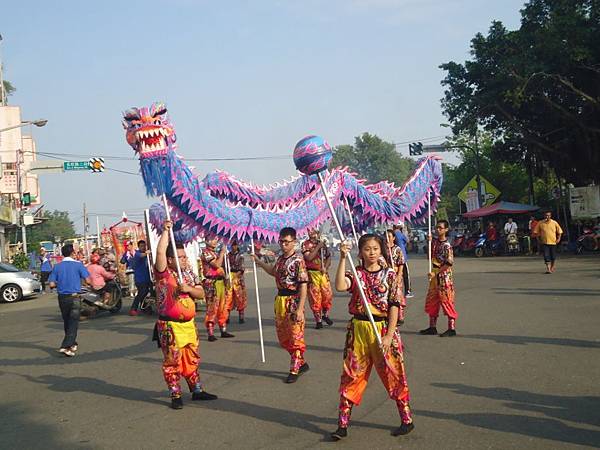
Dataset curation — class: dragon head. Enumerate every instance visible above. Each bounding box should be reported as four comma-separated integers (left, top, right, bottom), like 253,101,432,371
122,102,176,159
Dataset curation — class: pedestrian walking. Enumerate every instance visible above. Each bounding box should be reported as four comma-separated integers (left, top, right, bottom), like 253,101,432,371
39,248,53,292
124,240,152,316
48,244,90,357
393,224,412,297
534,211,563,274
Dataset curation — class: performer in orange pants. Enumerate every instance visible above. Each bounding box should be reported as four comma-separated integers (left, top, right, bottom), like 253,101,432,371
152,220,216,409
302,229,333,328
227,240,248,323
420,219,457,337
331,234,413,440
253,227,310,383
201,238,234,341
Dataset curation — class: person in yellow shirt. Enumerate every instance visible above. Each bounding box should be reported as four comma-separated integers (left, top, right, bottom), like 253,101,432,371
534,211,563,274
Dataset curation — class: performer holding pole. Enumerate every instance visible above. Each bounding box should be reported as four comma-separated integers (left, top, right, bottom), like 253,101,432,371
420,219,457,337
152,220,217,409
293,135,414,440
252,227,309,381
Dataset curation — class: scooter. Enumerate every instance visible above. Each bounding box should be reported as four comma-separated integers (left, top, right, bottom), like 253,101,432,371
80,282,123,317
576,227,598,254
454,233,479,256
475,235,505,257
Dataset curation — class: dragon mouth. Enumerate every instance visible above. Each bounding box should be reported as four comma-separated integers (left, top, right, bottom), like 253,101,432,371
136,127,168,154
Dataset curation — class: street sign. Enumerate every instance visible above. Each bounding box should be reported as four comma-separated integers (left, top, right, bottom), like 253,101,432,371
63,161,89,171
458,175,501,211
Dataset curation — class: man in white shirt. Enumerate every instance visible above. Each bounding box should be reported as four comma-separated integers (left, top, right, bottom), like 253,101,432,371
503,218,518,235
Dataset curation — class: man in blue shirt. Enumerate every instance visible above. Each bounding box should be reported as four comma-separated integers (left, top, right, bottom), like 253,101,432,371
122,240,152,316
394,224,413,298
39,248,53,292
48,244,90,357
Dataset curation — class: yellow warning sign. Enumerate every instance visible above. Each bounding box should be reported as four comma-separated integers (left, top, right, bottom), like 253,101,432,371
458,175,501,211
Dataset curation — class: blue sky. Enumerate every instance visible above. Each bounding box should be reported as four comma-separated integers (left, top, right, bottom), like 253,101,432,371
2,0,524,232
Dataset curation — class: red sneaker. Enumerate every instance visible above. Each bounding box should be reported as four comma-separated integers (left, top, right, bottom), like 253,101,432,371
128,309,139,316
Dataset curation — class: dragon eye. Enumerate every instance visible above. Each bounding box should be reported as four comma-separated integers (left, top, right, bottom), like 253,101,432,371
154,119,161,125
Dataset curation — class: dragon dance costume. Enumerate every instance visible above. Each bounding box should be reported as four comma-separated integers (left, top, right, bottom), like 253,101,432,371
227,249,247,322
154,268,202,399
424,238,457,330
301,239,333,326
387,244,406,323
337,266,412,430
201,247,230,337
274,253,309,374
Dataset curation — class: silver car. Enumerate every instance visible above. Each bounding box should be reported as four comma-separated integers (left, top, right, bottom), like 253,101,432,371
0,262,42,303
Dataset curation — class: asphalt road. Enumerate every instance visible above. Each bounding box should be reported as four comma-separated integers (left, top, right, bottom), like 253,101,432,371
1,254,599,450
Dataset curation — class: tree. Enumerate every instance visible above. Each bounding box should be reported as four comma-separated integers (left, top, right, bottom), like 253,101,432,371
27,210,76,252
440,0,600,186
2,80,16,97
332,133,415,185
438,132,554,218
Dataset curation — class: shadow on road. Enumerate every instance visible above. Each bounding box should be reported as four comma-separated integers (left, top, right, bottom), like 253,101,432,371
461,333,600,349
15,373,168,407
421,383,600,448
494,287,600,297
0,401,90,450
0,339,155,367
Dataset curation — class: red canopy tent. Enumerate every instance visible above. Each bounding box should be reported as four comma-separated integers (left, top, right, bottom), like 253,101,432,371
462,201,539,218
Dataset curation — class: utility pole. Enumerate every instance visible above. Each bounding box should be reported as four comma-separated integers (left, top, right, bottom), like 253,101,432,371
474,132,484,209
16,148,28,254
83,203,89,259
0,34,5,106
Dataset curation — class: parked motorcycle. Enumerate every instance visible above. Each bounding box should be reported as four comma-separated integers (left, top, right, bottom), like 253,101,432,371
80,282,123,317
453,233,479,256
576,227,598,254
475,235,505,257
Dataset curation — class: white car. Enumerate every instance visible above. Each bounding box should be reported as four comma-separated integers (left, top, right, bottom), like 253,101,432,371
0,263,42,303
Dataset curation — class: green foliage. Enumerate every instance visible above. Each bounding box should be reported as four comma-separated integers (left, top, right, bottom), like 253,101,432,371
440,0,600,185
438,132,553,218
2,80,16,97
28,210,76,252
11,253,30,271
332,133,415,185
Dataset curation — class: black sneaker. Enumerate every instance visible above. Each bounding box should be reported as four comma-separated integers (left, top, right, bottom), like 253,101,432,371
298,362,310,375
221,331,235,338
331,427,348,440
323,316,333,326
171,397,183,410
208,335,218,342
419,327,437,335
285,373,299,384
315,322,323,329
439,329,457,337
391,422,414,436
192,391,218,401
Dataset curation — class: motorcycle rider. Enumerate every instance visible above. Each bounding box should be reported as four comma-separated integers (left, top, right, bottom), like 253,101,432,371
503,218,517,236
86,254,117,304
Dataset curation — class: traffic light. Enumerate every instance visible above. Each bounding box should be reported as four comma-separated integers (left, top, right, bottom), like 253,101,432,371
89,157,105,173
408,142,423,156
22,192,31,206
